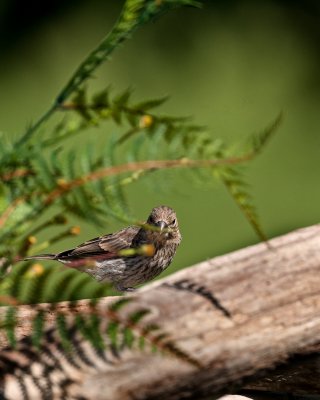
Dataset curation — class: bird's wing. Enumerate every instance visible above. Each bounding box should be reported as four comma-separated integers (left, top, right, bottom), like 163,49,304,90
59,226,140,259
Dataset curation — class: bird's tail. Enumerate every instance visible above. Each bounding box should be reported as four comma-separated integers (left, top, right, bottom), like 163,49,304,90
24,254,56,261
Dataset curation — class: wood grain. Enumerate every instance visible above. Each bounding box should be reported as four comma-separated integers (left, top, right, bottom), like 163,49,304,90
2,224,320,399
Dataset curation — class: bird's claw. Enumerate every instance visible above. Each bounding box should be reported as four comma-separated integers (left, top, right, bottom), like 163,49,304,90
116,285,136,292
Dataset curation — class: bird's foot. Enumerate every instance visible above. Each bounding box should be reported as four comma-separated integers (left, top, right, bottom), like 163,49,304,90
116,285,136,292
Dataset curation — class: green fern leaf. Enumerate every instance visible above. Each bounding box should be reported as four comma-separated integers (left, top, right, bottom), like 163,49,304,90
221,166,266,241
248,112,283,155
107,321,119,348
132,96,169,111
31,310,45,348
129,309,150,324
4,307,17,348
92,88,110,109
56,314,72,352
123,327,135,348
109,298,132,312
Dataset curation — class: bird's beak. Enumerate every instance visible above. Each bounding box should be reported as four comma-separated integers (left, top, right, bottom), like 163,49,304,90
157,221,167,232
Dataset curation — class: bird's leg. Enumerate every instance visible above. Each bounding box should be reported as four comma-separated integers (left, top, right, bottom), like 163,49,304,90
115,284,136,292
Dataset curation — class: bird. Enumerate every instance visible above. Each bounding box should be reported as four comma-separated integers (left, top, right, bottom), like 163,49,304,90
24,206,181,292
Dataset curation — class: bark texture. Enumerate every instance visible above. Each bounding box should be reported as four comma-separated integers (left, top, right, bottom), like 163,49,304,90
2,224,320,399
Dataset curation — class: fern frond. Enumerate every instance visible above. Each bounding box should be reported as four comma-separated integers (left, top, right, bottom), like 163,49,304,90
247,112,283,156
220,112,283,240
56,0,200,106
0,0,282,364
0,294,200,377
219,166,266,241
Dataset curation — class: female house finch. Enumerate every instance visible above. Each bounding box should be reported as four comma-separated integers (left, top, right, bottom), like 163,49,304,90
25,206,181,291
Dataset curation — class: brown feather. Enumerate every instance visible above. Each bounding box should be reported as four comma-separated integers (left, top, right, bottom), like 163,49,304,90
24,206,181,292
63,226,139,258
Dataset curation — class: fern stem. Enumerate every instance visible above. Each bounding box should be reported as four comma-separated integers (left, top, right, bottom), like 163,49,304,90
15,104,57,148
0,169,32,182
55,0,172,105
44,155,254,205
13,1,200,148
0,155,251,241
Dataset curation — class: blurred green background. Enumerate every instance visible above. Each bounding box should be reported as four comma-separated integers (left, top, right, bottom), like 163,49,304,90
0,0,319,277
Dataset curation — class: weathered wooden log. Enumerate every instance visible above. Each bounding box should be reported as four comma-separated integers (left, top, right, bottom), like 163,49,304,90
1,224,320,399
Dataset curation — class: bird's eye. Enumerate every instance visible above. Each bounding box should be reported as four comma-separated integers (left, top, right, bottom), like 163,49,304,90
171,219,176,225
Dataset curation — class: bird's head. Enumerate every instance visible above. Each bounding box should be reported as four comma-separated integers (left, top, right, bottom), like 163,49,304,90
146,206,181,244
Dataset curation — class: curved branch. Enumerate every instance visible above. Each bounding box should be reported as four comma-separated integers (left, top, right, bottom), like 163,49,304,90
44,155,253,205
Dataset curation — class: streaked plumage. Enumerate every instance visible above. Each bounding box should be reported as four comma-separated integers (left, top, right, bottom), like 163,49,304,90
25,206,181,291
